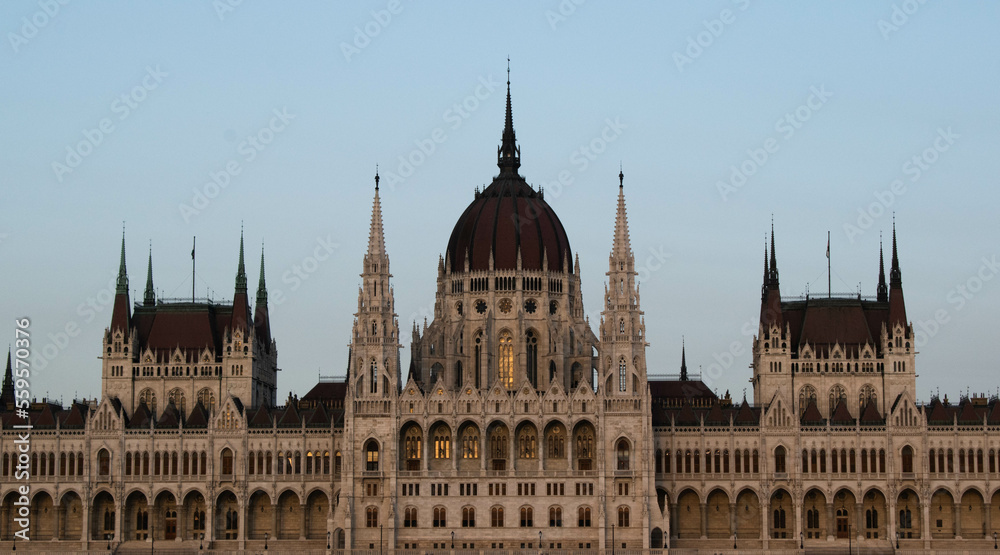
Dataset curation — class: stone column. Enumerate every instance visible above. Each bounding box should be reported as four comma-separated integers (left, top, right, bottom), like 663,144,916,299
115,497,124,543
177,504,186,541
855,502,864,541
700,502,708,539
237,499,245,544
81,502,91,547
954,501,962,539
921,500,931,549
761,502,769,549
54,503,63,540
272,503,280,540
300,503,308,540
206,499,215,543
793,496,802,545
729,502,737,540
985,502,992,540
669,502,678,541
826,502,835,541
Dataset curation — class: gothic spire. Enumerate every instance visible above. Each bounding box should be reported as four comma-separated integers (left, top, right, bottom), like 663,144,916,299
235,229,247,293
768,219,779,288
0,349,13,409
877,234,888,302
367,171,387,259
143,244,155,306
497,58,520,173
762,236,768,301
116,227,128,295
256,246,267,305
680,338,688,381
890,219,902,288
612,170,632,259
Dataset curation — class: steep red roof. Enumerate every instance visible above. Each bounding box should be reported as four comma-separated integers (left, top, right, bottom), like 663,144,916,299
958,401,982,425
830,400,854,425
859,402,883,425
674,402,699,426
734,399,758,425
800,400,824,425
186,402,209,428
988,402,1000,425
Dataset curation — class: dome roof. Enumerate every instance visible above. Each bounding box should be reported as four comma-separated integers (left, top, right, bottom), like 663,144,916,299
446,175,571,273
445,76,571,273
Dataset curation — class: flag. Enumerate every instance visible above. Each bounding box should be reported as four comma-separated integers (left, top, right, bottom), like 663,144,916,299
826,235,830,259
191,237,195,259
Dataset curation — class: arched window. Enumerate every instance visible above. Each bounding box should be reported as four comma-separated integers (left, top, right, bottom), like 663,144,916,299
829,385,846,416
462,507,476,528
549,506,562,527
461,427,479,459
168,388,185,414
576,426,594,470
366,507,378,528
498,331,514,389
546,426,565,458
403,507,417,528
370,360,378,394
365,440,379,471
526,330,538,388
404,427,422,470
520,506,533,527
774,445,786,473
518,426,537,459
859,384,876,412
197,388,215,413
799,385,817,415
618,357,627,392
98,449,111,477
491,506,504,528
617,506,630,527
434,428,451,459
139,389,156,413
616,439,631,470
220,448,233,475
578,506,592,527
655,449,663,474
433,507,447,528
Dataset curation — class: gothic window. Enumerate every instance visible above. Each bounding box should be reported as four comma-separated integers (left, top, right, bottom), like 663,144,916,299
549,506,563,527
461,426,479,459
578,507,592,527
617,506,630,527
798,385,817,415
474,332,482,389
139,389,156,413
491,506,504,527
365,440,379,471
366,507,378,528
859,384,876,412
616,439,630,470
518,426,537,459
490,426,509,469
404,427,422,470
434,427,451,459
168,388,185,414
98,449,110,476
829,385,846,416
546,426,565,458
433,507,447,528
370,361,378,394
619,357,627,392
576,425,594,470
455,360,463,389
462,506,475,527
774,445,786,473
220,448,233,475
404,507,417,528
901,446,913,473
520,506,533,527
498,331,514,389
526,330,538,388
197,388,215,413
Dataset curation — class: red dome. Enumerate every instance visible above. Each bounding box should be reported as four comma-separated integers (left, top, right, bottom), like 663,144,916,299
447,175,571,273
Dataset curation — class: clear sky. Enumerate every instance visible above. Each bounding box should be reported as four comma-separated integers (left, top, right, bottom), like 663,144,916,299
2,1,999,406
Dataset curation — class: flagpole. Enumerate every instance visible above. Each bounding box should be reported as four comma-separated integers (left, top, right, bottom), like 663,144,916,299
827,231,831,298
192,236,196,302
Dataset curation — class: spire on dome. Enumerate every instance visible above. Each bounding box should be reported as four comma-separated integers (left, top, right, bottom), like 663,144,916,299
367,173,387,259
612,171,632,259
497,58,520,173
116,227,128,295
680,337,688,381
877,233,888,302
235,228,247,293
143,244,155,306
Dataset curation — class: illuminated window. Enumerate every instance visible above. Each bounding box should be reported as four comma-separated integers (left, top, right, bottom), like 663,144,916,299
498,331,514,389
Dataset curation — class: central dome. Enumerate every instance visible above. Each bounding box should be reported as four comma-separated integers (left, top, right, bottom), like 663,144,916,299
446,176,571,273
445,79,571,273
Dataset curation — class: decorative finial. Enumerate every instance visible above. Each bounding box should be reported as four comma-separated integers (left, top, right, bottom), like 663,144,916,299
507,57,510,85
619,162,623,188
375,164,380,190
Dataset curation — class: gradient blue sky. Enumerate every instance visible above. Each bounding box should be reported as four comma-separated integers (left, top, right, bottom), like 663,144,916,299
2,1,999,405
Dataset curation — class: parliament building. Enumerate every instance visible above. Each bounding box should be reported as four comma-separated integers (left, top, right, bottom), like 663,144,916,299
2,82,1000,554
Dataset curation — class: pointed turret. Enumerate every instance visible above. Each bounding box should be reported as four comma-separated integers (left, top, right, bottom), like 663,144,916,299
611,167,632,260
876,235,888,303
0,349,14,410
367,170,387,260
760,223,783,328
888,220,907,326
680,338,688,382
143,245,155,306
254,247,272,351
497,60,520,174
110,230,132,333
761,238,768,301
231,231,251,333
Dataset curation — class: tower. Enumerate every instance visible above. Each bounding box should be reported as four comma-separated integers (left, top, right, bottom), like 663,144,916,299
599,169,648,395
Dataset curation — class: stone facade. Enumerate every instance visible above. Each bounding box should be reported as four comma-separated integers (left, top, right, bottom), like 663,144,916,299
1,86,999,554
